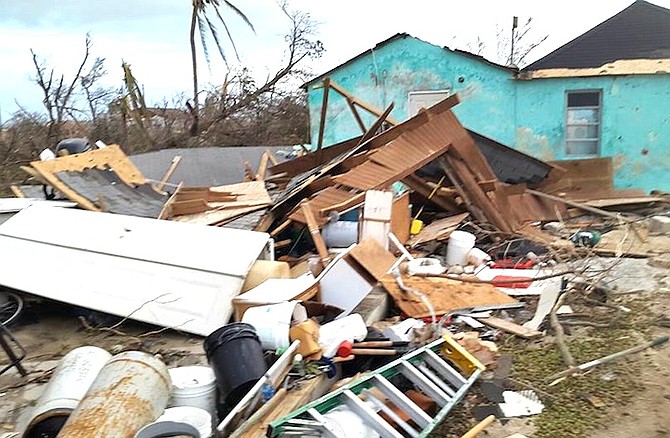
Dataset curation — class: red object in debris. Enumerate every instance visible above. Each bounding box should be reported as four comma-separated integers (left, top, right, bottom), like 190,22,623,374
337,340,353,357
491,259,536,269
491,275,533,288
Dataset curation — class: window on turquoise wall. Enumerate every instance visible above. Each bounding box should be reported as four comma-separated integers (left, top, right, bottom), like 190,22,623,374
565,90,601,156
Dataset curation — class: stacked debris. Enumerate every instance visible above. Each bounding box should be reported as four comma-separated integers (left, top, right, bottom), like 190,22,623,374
0,92,669,438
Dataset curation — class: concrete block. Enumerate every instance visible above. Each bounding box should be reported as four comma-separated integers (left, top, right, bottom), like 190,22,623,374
649,215,670,235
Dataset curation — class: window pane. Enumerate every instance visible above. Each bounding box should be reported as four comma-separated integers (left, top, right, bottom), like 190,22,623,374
568,92,599,107
567,108,599,124
566,140,598,155
567,125,598,140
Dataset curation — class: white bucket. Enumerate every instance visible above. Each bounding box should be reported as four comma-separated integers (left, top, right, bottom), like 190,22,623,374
322,221,358,248
446,230,476,266
168,366,217,422
156,406,212,438
242,301,307,350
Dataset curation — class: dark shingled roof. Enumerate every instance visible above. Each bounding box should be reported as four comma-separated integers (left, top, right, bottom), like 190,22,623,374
130,146,293,188
525,1,670,71
56,168,168,218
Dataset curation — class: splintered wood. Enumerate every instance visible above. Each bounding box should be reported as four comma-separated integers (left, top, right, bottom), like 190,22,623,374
380,275,518,319
170,181,272,226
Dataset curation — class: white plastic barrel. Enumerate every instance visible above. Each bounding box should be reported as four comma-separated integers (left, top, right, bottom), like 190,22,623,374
168,366,217,422
322,221,359,248
156,406,212,438
22,346,111,437
446,230,476,266
242,301,307,350
57,351,171,438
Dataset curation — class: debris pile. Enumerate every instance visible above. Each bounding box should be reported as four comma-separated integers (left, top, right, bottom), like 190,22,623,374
0,92,669,438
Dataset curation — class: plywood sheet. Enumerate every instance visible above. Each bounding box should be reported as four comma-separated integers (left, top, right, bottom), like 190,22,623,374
348,238,397,281
391,192,411,244
380,275,518,319
408,212,469,247
289,186,358,226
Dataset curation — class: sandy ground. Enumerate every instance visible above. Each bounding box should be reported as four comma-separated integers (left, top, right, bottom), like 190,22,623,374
0,257,669,437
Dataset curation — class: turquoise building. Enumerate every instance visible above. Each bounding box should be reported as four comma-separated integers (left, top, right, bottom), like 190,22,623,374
304,1,670,192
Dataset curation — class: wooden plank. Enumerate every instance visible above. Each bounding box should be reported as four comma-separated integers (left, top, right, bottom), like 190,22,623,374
379,275,518,319
256,152,270,181
316,78,331,152
301,201,330,263
265,149,279,166
329,80,400,125
10,186,25,198
170,199,210,216
408,212,470,247
319,191,366,217
390,192,411,244
171,181,272,225
236,375,328,438
348,238,397,281
30,144,146,185
477,317,543,339
357,102,396,146
346,97,367,133
156,155,182,191
402,174,461,212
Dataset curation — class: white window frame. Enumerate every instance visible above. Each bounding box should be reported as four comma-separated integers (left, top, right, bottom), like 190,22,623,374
565,90,602,157
408,90,452,117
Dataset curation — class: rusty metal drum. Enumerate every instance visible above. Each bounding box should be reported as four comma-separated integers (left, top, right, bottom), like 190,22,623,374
57,351,171,438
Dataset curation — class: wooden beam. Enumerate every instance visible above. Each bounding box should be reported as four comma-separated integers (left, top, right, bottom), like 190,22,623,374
265,149,279,166
256,152,270,181
329,80,400,125
526,188,635,223
357,102,396,147
300,201,330,264
10,186,25,198
316,77,331,153
156,155,182,191
346,97,367,133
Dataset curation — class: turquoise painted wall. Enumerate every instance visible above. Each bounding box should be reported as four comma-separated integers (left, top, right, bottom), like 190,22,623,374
306,35,517,147
515,75,670,191
306,35,670,192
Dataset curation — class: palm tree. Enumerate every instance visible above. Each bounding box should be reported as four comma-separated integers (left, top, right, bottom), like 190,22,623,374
189,0,253,135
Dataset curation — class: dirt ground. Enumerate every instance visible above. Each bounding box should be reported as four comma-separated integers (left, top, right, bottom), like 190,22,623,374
0,257,669,437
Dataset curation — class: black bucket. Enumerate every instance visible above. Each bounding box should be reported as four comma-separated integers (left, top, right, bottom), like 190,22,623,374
203,322,267,406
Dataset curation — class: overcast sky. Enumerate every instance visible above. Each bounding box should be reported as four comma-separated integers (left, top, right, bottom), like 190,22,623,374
1,0,669,123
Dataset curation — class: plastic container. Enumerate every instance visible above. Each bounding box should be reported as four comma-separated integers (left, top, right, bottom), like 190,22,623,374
322,221,359,248
22,346,111,438
466,247,491,267
156,407,212,438
168,366,217,422
57,351,171,438
203,323,268,407
406,258,446,276
446,230,476,266
241,301,307,350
